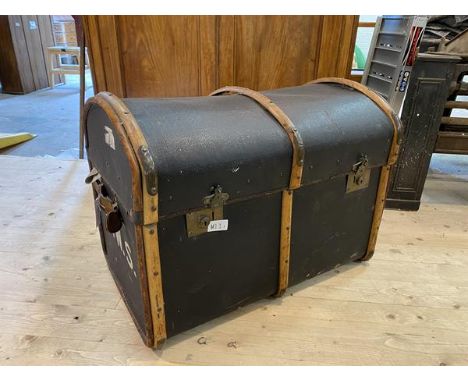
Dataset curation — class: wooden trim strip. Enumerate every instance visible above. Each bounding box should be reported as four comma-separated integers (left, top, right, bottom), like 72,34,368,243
445,101,468,109
83,96,144,224
210,86,304,189
99,93,166,346
309,77,401,261
278,190,293,295
96,93,158,225
309,77,400,165
142,223,167,346
210,85,304,296
84,93,167,347
83,95,154,346
441,116,468,126
358,22,376,28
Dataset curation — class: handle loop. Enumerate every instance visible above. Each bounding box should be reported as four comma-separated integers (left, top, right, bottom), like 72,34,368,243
85,168,122,233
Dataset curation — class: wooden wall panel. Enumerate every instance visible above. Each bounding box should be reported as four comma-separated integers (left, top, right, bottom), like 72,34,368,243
21,15,49,89
98,16,125,97
198,16,217,96
0,16,35,93
337,16,360,77
217,16,235,88
97,16,125,97
37,16,63,86
316,15,359,78
9,16,36,93
220,16,322,90
118,16,202,97
83,16,106,95
0,15,58,94
84,15,358,98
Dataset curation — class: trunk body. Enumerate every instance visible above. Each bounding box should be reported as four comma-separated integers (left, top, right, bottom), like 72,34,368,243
84,79,399,347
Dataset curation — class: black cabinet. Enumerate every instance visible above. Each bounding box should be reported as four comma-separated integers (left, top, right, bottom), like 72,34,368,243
386,53,461,210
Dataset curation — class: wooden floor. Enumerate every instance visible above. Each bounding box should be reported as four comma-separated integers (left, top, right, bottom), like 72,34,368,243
1,155,468,365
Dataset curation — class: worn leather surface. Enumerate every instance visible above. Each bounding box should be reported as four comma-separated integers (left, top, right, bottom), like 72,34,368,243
86,82,394,342
86,106,151,342
124,83,393,218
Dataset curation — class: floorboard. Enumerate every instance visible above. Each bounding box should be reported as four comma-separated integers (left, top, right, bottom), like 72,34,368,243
1,155,467,365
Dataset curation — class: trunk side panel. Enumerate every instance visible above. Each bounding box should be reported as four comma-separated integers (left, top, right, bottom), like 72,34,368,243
158,193,282,337
86,105,135,213
289,169,380,286
98,205,149,339
86,105,152,343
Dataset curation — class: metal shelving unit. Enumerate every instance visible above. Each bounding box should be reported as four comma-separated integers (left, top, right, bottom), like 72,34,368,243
362,15,429,113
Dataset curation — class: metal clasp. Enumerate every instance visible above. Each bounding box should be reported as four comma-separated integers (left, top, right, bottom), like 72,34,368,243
346,155,371,193
186,185,229,237
85,168,122,233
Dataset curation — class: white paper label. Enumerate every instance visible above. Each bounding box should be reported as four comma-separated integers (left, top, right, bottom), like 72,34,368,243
104,125,115,150
207,219,228,232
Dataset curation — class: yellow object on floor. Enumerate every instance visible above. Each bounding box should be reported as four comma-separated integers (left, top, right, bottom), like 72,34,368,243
0,132,36,149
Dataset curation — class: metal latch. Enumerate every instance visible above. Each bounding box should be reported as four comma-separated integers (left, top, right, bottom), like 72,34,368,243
186,185,229,238
346,155,371,193
85,168,122,233
96,191,122,234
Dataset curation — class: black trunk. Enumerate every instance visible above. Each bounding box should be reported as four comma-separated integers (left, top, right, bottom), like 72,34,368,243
84,80,398,346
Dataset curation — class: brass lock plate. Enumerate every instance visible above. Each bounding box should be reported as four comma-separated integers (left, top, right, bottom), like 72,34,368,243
346,155,371,193
186,185,229,238
186,208,217,238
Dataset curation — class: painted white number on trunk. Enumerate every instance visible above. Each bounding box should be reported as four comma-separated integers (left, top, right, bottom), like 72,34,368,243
114,231,137,278
207,219,229,232
104,125,115,150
